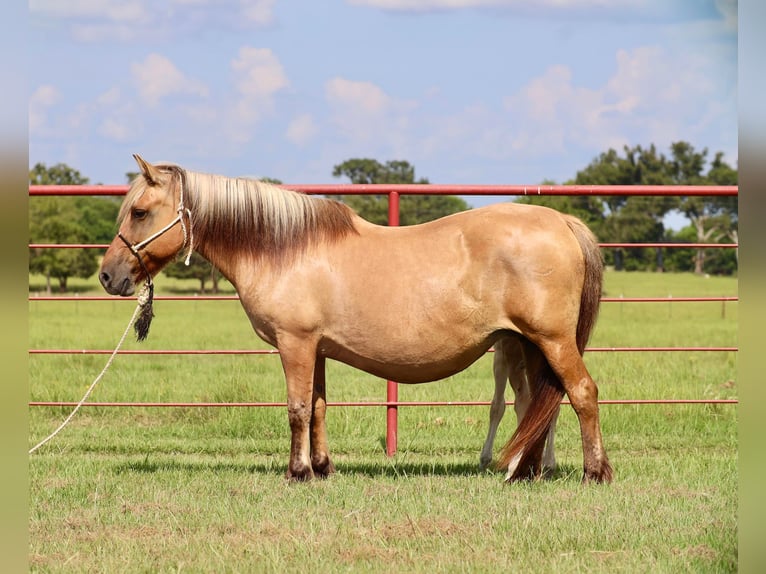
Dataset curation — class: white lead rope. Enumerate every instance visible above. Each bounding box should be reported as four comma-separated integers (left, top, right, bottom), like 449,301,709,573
29,288,148,455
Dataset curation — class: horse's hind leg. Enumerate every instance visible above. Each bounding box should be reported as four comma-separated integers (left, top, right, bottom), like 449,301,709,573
542,404,559,471
536,336,612,483
481,335,557,471
310,356,335,478
479,338,512,469
510,338,559,472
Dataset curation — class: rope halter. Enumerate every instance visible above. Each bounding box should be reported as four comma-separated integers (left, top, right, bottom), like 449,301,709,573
117,171,195,280
116,171,193,342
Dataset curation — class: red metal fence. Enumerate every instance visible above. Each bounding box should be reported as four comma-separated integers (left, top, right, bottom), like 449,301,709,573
29,184,738,455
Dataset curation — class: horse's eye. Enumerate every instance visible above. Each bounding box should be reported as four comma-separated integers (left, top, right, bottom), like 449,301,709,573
132,208,148,220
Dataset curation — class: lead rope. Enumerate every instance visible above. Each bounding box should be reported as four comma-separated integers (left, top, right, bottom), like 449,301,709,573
31,173,192,454
29,284,151,455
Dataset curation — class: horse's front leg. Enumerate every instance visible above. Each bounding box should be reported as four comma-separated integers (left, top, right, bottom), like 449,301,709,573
279,339,318,481
310,356,335,478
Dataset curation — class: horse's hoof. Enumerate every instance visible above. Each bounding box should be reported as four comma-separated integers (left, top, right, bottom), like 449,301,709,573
312,457,336,479
285,464,314,482
582,461,613,484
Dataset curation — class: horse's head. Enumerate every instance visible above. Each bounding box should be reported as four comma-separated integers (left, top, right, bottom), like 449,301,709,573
99,154,190,296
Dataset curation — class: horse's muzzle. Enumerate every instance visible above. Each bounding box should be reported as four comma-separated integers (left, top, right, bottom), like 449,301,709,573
99,270,135,297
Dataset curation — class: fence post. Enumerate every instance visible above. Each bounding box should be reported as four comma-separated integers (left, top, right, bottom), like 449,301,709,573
386,191,400,457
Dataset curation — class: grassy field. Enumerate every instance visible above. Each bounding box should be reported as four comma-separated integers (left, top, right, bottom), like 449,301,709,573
29,270,738,572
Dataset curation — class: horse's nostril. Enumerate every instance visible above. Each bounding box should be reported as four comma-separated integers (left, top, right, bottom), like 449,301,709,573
99,271,111,286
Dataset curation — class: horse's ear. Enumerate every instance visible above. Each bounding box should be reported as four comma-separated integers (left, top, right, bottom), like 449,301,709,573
133,154,161,186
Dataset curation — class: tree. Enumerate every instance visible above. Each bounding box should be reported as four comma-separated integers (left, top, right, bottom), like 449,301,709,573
331,158,469,225
516,143,737,274
30,162,89,186
29,163,120,293
29,206,100,293
669,143,738,274
516,179,606,237
571,144,681,271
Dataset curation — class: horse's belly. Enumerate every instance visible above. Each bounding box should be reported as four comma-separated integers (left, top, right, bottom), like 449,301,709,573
319,332,498,384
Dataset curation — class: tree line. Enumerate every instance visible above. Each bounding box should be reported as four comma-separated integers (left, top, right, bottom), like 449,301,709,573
29,141,737,293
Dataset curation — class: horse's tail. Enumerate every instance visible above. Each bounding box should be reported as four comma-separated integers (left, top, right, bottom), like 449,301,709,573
496,214,603,480
564,214,603,354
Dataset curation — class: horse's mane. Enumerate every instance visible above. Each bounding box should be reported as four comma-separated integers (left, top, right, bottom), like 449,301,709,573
181,168,358,265
118,164,358,266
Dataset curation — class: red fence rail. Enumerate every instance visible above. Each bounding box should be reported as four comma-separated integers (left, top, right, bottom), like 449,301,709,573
29,183,738,456
29,183,737,197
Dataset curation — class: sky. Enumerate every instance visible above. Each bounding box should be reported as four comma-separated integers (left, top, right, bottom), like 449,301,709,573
29,0,737,211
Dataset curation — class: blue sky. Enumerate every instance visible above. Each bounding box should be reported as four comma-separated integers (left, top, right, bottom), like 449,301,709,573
29,0,737,211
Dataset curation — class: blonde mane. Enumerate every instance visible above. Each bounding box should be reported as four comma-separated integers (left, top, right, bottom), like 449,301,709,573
179,168,357,264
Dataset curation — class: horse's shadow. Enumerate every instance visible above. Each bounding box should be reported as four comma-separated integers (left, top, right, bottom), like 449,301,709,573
112,448,581,482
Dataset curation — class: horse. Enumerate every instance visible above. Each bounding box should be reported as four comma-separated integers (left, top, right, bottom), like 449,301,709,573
99,155,612,484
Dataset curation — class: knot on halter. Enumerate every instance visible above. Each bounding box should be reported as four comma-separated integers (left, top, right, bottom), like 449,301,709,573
175,171,194,266
177,203,194,266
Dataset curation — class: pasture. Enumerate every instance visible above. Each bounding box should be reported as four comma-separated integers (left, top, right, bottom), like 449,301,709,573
29,270,737,572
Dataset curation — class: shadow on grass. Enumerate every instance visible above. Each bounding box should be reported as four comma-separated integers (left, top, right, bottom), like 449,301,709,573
112,452,582,483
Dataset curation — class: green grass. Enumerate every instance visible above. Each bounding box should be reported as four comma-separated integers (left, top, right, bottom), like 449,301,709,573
29,271,737,572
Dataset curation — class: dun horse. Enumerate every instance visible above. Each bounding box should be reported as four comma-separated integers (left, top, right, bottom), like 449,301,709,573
99,155,612,483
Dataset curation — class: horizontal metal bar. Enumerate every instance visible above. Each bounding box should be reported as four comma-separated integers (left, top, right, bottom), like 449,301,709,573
29,349,280,355
587,346,737,352
29,185,128,196
599,243,738,249
27,295,740,303
29,184,739,197
29,295,241,301
29,244,109,249
599,297,738,303
28,242,741,250
29,346,738,355
28,399,738,408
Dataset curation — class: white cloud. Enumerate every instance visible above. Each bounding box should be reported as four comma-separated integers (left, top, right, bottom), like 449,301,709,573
30,84,60,108
347,0,650,14
29,85,61,134
92,88,142,143
31,0,275,42
239,0,276,25
498,44,733,159
323,77,420,158
95,87,121,106
346,0,738,29
231,47,288,100
413,41,734,173
131,53,209,107
325,77,392,114
225,47,289,142
603,45,722,143
30,0,147,21
98,116,132,142
286,114,319,146
30,82,141,144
